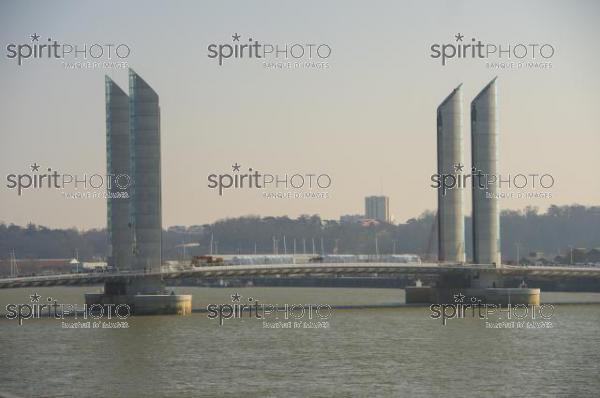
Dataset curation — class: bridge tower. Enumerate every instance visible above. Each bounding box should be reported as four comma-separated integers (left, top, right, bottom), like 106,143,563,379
85,70,191,315
471,78,501,266
436,84,466,263
406,79,538,305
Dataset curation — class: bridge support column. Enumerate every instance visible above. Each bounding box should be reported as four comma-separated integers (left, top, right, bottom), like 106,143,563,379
405,269,540,305
85,277,192,315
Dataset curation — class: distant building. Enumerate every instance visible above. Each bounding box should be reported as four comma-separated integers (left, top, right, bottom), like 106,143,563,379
361,219,380,227
526,251,548,266
588,248,600,263
528,251,545,260
365,196,390,222
0,258,73,277
340,214,364,224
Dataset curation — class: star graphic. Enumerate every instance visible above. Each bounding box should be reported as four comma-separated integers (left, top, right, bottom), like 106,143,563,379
31,163,40,172
454,163,464,173
455,33,464,42
231,292,241,302
232,33,241,42
30,33,40,42
453,293,465,303
232,163,241,172
30,292,41,303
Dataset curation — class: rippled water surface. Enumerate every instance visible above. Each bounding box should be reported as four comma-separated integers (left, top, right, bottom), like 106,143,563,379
1,287,599,397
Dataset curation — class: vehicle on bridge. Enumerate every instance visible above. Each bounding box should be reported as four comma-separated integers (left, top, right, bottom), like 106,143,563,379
230,255,296,265
71,260,110,273
191,255,224,267
310,254,422,264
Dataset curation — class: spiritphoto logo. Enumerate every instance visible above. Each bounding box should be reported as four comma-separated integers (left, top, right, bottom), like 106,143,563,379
207,33,331,69
431,163,555,200
207,162,332,199
5,162,131,199
206,292,332,329
4,292,130,327
4,33,130,69
430,33,555,69
429,293,555,328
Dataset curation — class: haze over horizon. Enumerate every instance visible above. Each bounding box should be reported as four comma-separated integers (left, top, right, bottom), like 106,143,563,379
1,203,598,231
1,0,599,229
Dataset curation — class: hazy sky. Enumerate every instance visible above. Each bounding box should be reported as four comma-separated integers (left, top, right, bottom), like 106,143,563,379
1,0,599,229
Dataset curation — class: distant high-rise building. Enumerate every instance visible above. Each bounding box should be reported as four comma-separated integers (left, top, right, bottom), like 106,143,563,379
105,76,133,270
365,196,390,222
129,69,162,273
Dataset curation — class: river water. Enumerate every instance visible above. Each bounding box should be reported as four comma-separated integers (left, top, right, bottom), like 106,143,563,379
1,287,599,397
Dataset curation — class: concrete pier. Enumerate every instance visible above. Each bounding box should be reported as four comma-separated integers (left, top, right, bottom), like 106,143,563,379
406,286,540,305
85,291,192,315
484,288,540,306
86,277,192,316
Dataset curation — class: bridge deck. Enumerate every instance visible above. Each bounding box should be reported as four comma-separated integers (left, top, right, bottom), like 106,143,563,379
1,263,599,289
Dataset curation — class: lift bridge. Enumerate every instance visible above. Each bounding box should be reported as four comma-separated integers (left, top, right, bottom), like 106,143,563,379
1,262,599,290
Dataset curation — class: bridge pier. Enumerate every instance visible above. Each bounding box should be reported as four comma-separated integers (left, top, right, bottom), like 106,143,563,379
406,268,540,305
85,277,192,315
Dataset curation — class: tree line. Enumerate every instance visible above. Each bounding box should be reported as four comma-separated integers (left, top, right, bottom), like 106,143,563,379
1,205,598,263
